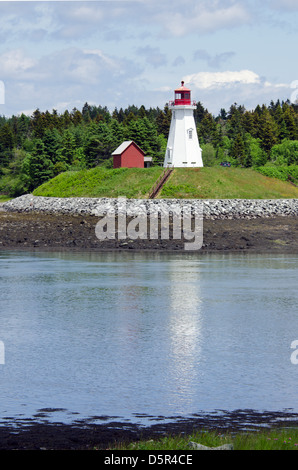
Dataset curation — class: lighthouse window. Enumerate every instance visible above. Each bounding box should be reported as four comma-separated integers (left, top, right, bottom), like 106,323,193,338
188,129,193,139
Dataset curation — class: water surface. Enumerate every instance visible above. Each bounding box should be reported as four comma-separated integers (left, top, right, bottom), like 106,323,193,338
0,251,297,426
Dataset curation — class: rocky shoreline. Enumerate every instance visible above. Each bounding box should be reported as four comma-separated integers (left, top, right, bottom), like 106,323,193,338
2,194,298,219
1,409,298,450
0,195,297,253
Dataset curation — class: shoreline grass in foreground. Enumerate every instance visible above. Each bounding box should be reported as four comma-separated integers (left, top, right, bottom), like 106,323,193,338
101,428,298,451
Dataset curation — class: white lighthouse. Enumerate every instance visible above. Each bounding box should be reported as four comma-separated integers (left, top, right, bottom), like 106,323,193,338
163,81,203,168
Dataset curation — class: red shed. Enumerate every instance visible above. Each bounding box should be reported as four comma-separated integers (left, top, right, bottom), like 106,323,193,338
112,141,145,168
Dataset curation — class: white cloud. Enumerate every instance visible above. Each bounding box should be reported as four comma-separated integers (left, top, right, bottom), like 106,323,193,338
0,46,143,115
0,49,37,78
180,70,291,113
155,1,251,36
184,70,262,90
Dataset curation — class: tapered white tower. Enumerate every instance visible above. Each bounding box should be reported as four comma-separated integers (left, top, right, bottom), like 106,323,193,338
163,81,203,168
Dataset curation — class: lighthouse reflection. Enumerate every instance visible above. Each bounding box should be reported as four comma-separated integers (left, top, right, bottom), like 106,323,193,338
166,261,203,412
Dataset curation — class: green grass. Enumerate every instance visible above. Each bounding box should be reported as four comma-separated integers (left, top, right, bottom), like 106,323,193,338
33,166,164,198
33,166,298,199
101,428,298,451
160,167,298,199
0,195,12,203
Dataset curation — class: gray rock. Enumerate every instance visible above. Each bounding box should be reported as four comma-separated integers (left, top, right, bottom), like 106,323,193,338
2,195,298,220
188,441,234,450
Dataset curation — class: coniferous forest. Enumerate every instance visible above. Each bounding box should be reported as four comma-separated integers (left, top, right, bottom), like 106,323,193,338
0,99,297,197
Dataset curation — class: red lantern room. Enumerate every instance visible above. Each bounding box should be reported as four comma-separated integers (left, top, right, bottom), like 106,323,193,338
174,81,191,105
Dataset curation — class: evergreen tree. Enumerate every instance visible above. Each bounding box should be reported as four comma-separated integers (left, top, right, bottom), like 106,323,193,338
273,103,288,141
82,102,92,123
230,133,246,166
84,136,102,168
242,111,257,137
26,139,54,189
283,107,298,140
226,103,245,139
62,110,72,128
117,108,125,123
42,128,62,163
0,123,15,152
123,111,136,126
218,108,227,121
56,129,76,164
71,108,83,126
16,113,31,147
257,108,278,154
84,121,114,167
156,105,171,137
125,117,160,158
197,112,217,145
110,119,125,148
194,101,207,123
31,109,44,138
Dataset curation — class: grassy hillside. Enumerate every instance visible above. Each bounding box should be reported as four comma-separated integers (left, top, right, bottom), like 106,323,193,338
33,166,298,199
33,166,163,198
160,168,298,199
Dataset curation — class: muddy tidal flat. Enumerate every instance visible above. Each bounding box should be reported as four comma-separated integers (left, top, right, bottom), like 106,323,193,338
0,211,297,253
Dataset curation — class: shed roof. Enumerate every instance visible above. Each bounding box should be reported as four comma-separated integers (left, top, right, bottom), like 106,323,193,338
112,140,145,156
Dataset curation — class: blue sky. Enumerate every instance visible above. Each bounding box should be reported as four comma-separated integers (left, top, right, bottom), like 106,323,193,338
0,0,297,117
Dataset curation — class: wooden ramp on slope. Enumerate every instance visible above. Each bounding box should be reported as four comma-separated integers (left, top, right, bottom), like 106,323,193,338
148,167,173,199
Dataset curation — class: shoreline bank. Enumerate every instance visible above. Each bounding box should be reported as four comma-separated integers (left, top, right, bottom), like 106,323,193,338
1,194,298,219
0,194,297,253
0,212,297,253
0,409,298,450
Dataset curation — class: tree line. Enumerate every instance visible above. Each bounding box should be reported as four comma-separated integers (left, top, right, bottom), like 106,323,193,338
0,99,297,196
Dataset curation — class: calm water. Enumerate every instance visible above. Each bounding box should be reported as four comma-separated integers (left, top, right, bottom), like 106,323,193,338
0,250,297,426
